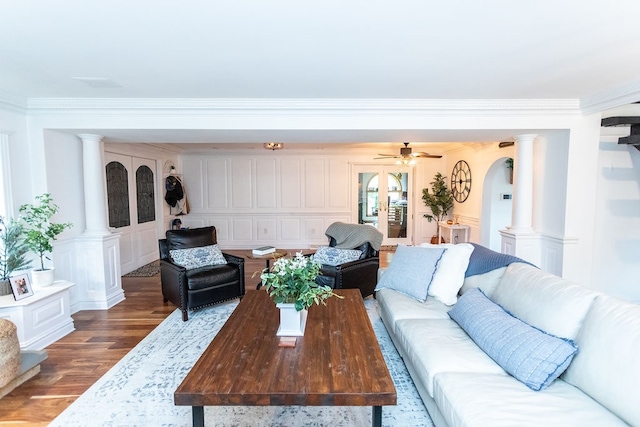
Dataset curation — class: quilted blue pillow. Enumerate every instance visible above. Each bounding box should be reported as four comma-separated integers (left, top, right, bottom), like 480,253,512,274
374,245,446,302
312,246,362,266
448,288,578,391
169,244,227,270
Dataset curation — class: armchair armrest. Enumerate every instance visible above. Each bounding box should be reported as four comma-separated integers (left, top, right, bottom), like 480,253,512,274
318,257,380,298
160,259,187,310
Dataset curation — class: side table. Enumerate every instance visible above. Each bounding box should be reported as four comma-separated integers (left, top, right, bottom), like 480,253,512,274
437,221,470,244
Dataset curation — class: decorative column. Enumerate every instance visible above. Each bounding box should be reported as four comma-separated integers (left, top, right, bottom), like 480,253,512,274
73,134,125,311
500,134,540,264
78,134,110,236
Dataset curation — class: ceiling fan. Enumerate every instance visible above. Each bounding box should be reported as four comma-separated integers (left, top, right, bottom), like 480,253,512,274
375,142,442,164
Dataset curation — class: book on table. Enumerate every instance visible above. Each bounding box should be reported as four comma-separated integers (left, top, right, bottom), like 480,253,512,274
252,246,276,256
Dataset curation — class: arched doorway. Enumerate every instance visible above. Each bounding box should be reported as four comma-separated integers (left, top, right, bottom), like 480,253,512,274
481,157,513,251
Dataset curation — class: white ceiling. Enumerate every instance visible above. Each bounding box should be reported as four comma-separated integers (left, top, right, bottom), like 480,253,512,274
2,1,640,147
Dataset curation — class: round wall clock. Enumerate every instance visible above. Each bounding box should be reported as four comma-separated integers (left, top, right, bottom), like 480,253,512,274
451,160,472,203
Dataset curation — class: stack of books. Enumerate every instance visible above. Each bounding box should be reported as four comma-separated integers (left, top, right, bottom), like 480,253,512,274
252,246,276,256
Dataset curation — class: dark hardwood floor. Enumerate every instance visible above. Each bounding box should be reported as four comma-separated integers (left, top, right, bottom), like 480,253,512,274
0,249,393,426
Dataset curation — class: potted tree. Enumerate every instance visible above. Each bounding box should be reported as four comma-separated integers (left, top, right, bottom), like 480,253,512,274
422,172,454,243
19,194,72,287
0,216,31,295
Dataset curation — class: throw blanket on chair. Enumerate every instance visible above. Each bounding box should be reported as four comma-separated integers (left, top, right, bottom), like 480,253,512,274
325,222,383,251
465,243,536,277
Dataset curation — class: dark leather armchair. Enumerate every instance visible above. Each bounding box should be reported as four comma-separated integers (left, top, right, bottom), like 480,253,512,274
159,226,245,321
315,236,380,298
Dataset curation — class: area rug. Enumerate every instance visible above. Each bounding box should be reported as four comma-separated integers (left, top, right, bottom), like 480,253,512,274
50,298,433,427
123,260,161,277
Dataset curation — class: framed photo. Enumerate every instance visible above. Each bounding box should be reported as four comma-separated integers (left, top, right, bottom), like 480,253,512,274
10,274,34,301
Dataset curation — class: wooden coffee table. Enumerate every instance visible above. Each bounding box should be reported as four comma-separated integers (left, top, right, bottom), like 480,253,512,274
174,289,396,427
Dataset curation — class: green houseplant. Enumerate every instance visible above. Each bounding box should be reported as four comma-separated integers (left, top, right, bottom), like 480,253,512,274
0,216,31,295
261,252,342,336
19,193,72,286
422,172,454,223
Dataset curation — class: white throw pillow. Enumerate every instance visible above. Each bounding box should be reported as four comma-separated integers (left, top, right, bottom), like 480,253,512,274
374,245,446,302
419,243,474,305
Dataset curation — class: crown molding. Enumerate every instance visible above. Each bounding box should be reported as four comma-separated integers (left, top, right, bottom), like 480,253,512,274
25,97,581,115
580,80,640,115
0,91,28,113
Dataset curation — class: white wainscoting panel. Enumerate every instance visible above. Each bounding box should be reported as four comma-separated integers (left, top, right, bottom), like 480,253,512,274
231,219,253,241
328,159,349,209
183,157,205,211
231,158,253,209
281,218,302,241
256,158,277,209
304,159,325,208
256,218,277,241
304,218,325,242
280,158,301,209
207,157,228,209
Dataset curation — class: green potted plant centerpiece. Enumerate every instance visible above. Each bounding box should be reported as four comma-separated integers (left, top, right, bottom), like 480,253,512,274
19,194,72,287
422,172,454,243
0,216,31,296
261,252,342,336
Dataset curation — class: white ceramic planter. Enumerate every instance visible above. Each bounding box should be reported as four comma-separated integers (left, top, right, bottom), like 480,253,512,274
30,268,55,288
276,303,308,336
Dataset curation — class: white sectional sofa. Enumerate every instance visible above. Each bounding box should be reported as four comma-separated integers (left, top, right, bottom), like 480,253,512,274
376,245,640,427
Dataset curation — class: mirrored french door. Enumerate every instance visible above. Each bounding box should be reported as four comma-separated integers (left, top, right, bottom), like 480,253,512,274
353,165,412,245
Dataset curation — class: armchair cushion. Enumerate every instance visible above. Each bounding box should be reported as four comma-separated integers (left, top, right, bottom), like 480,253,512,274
169,244,227,270
313,246,362,266
185,264,239,290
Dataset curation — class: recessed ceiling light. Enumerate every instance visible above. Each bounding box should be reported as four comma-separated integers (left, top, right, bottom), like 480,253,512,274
264,142,283,150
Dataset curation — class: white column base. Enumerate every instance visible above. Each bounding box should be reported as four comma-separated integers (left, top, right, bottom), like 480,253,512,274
499,228,540,266
72,233,125,312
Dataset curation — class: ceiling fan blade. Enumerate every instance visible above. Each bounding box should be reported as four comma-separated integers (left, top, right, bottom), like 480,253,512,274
374,155,399,159
413,152,443,159
377,153,398,157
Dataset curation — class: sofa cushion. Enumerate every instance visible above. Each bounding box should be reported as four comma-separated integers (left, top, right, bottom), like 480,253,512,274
419,243,474,305
170,244,227,270
434,372,628,427
376,288,450,334
459,266,507,298
491,263,598,340
562,294,640,426
312,246,362,266
449,288,578,391
374,245,445,302
394,318,507,397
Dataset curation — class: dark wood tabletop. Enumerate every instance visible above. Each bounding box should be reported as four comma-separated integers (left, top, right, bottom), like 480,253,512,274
175,289,396,424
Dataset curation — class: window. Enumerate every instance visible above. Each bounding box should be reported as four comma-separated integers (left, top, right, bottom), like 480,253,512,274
106,161,130,228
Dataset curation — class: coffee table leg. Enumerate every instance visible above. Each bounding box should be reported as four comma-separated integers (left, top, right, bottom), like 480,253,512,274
372,406,382,427
192,406,204,427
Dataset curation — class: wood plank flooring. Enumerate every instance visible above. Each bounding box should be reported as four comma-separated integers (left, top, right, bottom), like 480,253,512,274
0,249,393,426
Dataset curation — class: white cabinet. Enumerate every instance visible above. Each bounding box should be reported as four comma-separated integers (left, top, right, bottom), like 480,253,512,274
0,281,75,350
437,222,470,244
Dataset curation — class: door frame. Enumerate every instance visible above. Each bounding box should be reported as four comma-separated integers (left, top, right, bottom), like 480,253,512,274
352,164,414,246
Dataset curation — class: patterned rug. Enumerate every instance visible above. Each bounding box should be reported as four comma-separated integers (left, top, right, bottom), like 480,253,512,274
123,260,161,277
50,298,433,427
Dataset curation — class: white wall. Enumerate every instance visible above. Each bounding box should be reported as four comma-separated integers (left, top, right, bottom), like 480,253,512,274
0,106,31,215
592,140,640,302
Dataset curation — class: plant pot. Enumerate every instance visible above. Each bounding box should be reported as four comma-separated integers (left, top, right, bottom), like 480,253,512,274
430,235,445,244
276,303,308,337
31,268,55,287
0,279,11,296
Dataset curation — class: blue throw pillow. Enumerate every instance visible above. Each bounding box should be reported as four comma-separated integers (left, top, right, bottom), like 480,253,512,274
374,245,446,302
448,288,578,391
312,246,362,266
169,244,227,270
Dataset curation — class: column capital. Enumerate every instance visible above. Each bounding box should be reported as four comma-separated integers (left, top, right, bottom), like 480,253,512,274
77,134,103,143
513,134,538,144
